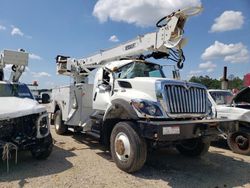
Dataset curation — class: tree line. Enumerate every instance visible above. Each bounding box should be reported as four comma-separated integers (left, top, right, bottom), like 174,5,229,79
189,75,243,90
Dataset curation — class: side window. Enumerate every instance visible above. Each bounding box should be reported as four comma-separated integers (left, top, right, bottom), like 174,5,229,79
114,63,134,79
127,63,145,78
0,84,11,96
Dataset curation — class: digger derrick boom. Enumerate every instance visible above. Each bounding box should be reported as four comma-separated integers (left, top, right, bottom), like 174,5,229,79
56,6,203,78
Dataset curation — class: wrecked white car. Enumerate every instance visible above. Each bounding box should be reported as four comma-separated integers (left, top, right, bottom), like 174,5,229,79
0,81,53,160
208,88,250,155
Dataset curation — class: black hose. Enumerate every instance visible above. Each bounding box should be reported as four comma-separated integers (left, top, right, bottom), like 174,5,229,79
177,61,184,69
11,65,17,72
156,11,179,28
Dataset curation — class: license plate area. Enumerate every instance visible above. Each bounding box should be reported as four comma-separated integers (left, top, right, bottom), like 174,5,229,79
163,126,180,135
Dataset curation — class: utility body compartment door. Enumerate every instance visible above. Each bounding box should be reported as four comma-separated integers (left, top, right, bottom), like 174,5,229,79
66,84,95,126
66,85,83,125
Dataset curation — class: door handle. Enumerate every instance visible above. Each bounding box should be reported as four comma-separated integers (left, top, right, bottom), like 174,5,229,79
93,92,97,101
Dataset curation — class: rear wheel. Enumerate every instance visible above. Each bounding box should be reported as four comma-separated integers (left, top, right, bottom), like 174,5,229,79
110,121,147,173
227,132,250,155
176,138,210,157
54,110,68,135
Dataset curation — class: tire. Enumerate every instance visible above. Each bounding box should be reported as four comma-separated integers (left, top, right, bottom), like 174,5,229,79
110,121,147,173
31,134,53,160
176,138,210,157
227,132,250,155
54,110,68,135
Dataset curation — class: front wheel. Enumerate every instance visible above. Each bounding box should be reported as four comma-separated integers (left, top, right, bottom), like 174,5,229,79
227,132,250,155
176,138,210,157
31,134,53,160
110,121,147,173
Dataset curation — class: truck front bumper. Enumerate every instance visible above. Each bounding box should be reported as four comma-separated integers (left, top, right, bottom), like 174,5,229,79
138,119,238,142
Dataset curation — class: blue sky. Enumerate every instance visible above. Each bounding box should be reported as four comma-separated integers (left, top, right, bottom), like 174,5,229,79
0,0,249,88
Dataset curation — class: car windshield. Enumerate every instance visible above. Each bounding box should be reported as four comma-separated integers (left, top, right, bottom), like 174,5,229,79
209,91,233,105
0,83,33,99
114,62,165,79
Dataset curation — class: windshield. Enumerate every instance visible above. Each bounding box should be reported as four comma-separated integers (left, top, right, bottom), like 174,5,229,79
0,83,34,99
114,62,165,79
209,91,233,105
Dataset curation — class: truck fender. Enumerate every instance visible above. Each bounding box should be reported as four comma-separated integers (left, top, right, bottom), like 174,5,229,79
103,99,138,121
100,99,139,147
54,101,63,113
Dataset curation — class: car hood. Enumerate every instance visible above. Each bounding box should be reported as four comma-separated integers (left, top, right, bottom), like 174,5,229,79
0,97,46,120
233,87,250,104
216,105,250,122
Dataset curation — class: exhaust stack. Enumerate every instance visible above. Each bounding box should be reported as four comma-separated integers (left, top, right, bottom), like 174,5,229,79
221,66,228,90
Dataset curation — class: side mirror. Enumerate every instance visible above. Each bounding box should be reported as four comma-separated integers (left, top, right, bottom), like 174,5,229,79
41,93,51,104
98,84,111,92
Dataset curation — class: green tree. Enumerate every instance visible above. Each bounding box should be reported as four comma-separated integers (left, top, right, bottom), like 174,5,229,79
189,75,245,89
228,76,243,90
189,75,221,89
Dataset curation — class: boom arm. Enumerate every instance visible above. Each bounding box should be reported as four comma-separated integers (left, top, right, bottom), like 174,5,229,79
56,6,202,77
0,49,29,82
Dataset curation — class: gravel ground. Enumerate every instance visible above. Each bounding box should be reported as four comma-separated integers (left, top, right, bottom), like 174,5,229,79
0,127,250,188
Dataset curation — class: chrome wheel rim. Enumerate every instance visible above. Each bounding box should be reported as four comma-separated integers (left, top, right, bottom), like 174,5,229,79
114,132,131,162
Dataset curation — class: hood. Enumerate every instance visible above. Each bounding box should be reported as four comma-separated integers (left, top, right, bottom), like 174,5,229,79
216,105,250,122
233,87,250,104
115,77,206,102
0,97,46,120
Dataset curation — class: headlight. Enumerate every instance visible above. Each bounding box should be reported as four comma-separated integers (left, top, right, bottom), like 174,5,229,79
39,116,49,134
131,99,163,117
36,113,50,138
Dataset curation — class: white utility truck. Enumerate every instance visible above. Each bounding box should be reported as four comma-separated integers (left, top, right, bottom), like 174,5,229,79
208,89,250,155
0,49,53,171
50,7,237,172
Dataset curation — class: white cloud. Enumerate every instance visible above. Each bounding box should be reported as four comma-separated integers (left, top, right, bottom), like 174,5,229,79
109,35,119,42
31,71,51,78
0,25,6,31
189,70,203,75
29,53,42,60
199,61,217,72
93,0,201,27
11,26,24,36
201,41,250,64
210,11,244,32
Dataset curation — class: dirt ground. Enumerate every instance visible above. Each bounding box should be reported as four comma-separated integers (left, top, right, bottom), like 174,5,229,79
0,127,250,188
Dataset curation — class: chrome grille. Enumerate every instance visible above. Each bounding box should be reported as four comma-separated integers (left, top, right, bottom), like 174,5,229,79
164,84,207,114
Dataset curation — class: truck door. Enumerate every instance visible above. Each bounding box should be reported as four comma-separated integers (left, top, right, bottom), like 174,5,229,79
92,68,111,111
